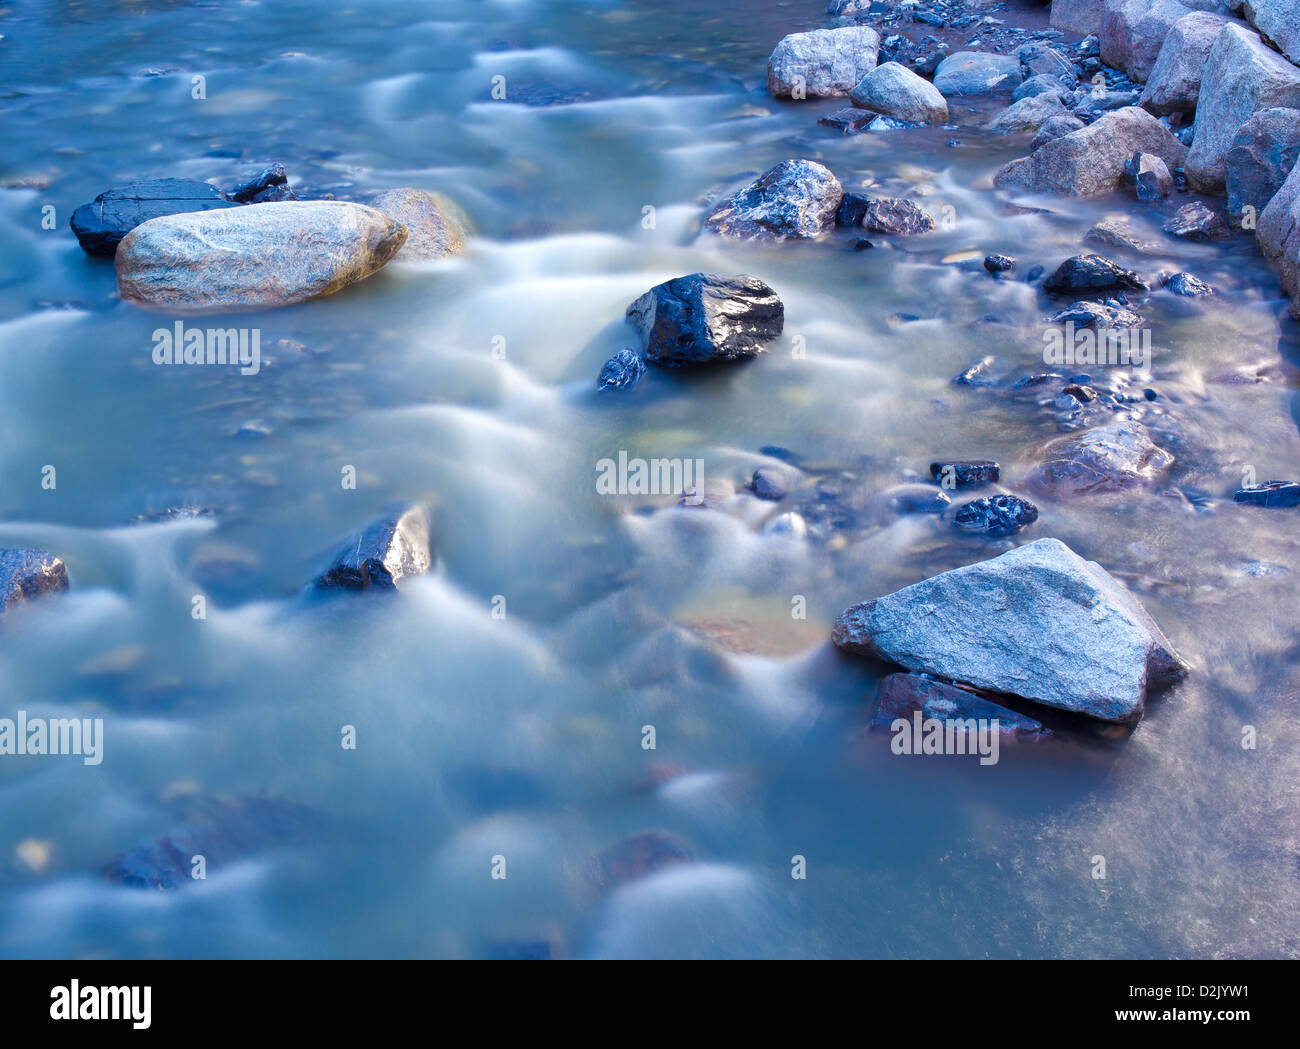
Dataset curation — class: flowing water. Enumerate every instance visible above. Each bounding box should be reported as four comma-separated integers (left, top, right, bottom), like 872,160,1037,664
0,0,1298,958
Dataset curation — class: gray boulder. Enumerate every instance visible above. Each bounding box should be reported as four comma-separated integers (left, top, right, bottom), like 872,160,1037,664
1225,107,1300,223
1138,11,1232,116
367,188,468,260
1051,0,1109,35
933,52,1023,97
1027,420,1175,495
0,548,69,618
1031,113,1087,150
1017,42,1079,84
1243,0,1300,64
116,201,407,310
704,159,842,241
1015,73,1077,102
625,273,784,367
1185,23,1300,193
986,93,1068,135
850,62,949,124
1101,0,1194,84
767,26,881,99
995,107,1188,197
314,506,432,591
861,197,935,235
833,537,1188,723
1258,160,1300,317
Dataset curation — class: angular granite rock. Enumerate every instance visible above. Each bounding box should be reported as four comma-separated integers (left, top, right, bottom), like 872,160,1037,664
368,187,469,260
1258,160,1300,316
986,93,1068,135
833,537,1188,722
871,673,1052,740
861,197,935,235
625,273,784,367
314,505,432,590
1225,108,1300,222
0,548,69,618
1138,11,1231,116
1044,252,1148,294
1027,420,1175,495
1162,200,1233,240
1100,0,1193,84
116,201,407,310
704,159,842,241
850,61,948,123
933,51,1023,96
1051,0,1108,36
70,177,240,257
767,26,881,98
1242,0,1300,64
1031,113,1087,150
1128,151,1174,199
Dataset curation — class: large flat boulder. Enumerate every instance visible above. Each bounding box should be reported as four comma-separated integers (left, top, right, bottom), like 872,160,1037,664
116,201,407,310
70,177,240,257
1258,160,1300,317
1243,0,1300,64
625,273,784,367
1185,23,1300,193
767,26,881,98
704,159,842,241
1138,11,1233,116
994,106,1188,197
850,62,948,123
1226,108,1300,221
1101,0,1193,84
833,538,1188,723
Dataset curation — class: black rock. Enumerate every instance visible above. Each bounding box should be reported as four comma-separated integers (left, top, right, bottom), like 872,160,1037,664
1061,383,1098,403
229,162,293,203
1013,372,1065,388
0,547,69,616
1162,271,1214,297
314,505,432,590
953,494,1040,536
984,253,1015,273
930,460,1001,489
1025,265,1045,283
837,192,871,228
598,347,646,390
625,273,784,368
750,468,787,501
853,238,875,251
862,197,935,235
70,178,240,257
819,108,875,133
1043,253,1147,295
1233,481,1300,508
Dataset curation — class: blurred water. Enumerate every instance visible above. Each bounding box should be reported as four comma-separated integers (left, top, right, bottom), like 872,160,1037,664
0,0,1297,958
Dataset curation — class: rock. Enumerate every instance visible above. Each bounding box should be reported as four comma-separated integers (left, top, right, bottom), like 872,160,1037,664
70,178,240,257
1162,200,1233,240
767,26,881,98
850,62,949,123
871,673,1051,740
953,494,1040,536
837,192,871,227
314,505,432,591
598,347,647,390
1030,113,1087,150
1126,151,1174,198
1051,300,1144,328
1072,88,1144,121
1242,0,1300,64
1085,216,1161,253
1224,107,1300,223
833,537,1188,723
625,273,784,368
1138,11,1231,116
1017,42,1078,84
0,548,69,618
1101,0,1193,84
861,197,935,235
1014,73,1076,102
1027,420,1174,495
933,51,1023,96
749,468,787,501
116,201,406,310
764,511,808,538
704,159,842,241
984,253,1016,273
229,162,294,203
887,484,953,514
1052,0,1108,36
1185,23,1300,193
952,356,998,386
995,107,1188,197
1258,160,1300,315
818,106,877,132
930,460,1001,488
594,832,694,889
368,187,469,260
1162,270,1215,295
1233,480,1300,507
1044,252,1148,294
986,93,1068,135
864,115,921,132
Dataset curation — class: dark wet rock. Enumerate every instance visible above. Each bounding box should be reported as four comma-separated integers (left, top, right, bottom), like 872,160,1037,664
1162,270,1215,296
1126,151,1173,200
625,273,784,368
952,494,1039,537
767,26,881,98
103,796,321,890
871,673,1051,740
1224,107,1300,224
1051,299,1144,328
930,460,1000,489
1138,10,1230,116
854,238,875,251
1162,201,1232,242
314,505,432,591
887,483,952,514
1062,383,1099,403
749,468,787,501
984,253,1015,273
995,106,1187,197
933,51,1023,96
0,548,69,618
819,107,877,132
951,356,997,386
861,197,934,235
1100,0,1192,84
833,537,1188,723
704,159,842,241
116,201,407,309
1027,420,1174,495
836,192,871,227
593,831,694,889
70,177,240,257
1044,253,1148,295
986,93,1068,136
1233,480,1300,507
368,187,469,260
1259,162,1300,316
598,347,646,390
850,61,949,123
1013,372,1066,389
229,162,293,203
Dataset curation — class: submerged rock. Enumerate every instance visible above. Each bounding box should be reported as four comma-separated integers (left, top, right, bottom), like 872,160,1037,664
933,51,1023,96
1162,271,1215,296
70,177,239,257
952,494,1040,537
1162,200,1232,241
593,832,694,889
749,468,787,501
704,160,842,241
625,273,784,368
833,537,1188,722
849,61,948,124
1138,11,1230,116
860,197,935,235
368,187,469,260
116,201,407,310
1224,107,1300,223
887,483,952,514
871,673,1051,740
0,548,69,618
598,347,647,390
767,26,881,98
1044,253,1148,295
1028,420,1174,495
930,460,1000,489
314,505,432,591
1051,299,1144,328
1233,480,1300,507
